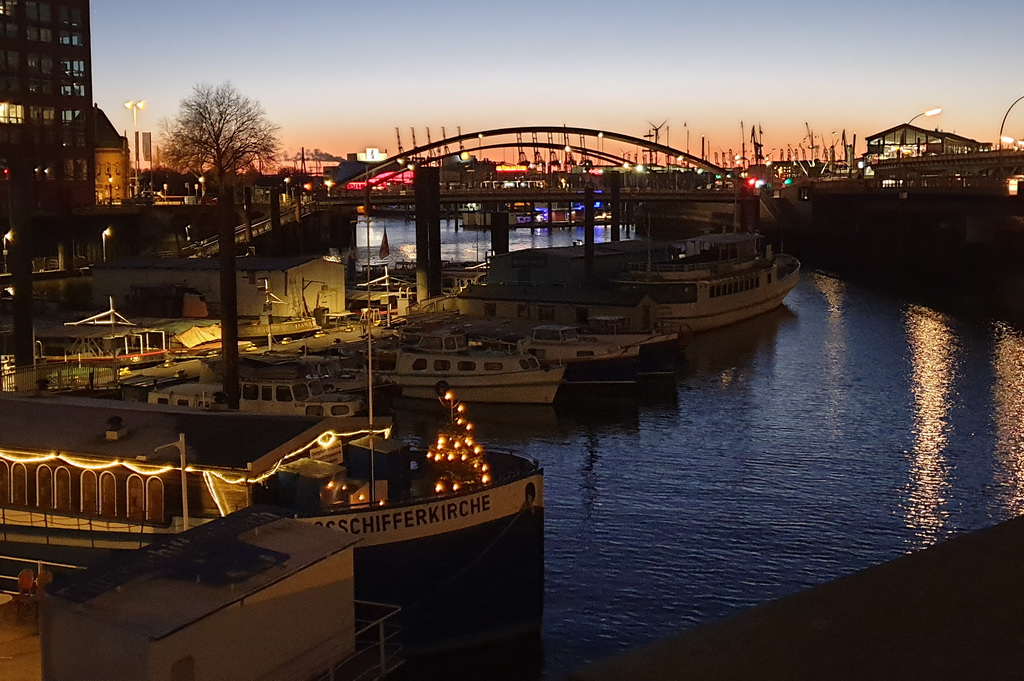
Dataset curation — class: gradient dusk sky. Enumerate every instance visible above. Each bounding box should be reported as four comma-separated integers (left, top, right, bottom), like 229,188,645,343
91,0,1024,165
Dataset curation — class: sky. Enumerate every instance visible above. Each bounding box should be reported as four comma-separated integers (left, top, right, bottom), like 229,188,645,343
91,0,1024,166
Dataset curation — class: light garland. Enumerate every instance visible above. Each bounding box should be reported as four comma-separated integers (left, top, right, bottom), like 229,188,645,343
428,391,491,493
0,425,392,485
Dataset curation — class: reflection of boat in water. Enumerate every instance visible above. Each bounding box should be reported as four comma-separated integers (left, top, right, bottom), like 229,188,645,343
612,233,800,335
385,331,565,404
682,303,797,376
0,390,544,655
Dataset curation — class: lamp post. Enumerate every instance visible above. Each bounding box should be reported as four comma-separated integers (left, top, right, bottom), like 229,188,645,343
107,175,113,205
2,230,11,274
102,227,112,263
124,100,145,198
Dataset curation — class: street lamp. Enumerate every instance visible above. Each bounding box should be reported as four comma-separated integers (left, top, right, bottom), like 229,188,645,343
198,176,205,200
2,230,12,274
124,100,145,197
102,227,112,263
107,175,114,205
325,179,334,197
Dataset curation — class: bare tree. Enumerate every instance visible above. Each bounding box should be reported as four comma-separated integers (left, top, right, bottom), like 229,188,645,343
161,82,279,185
162,83,280,409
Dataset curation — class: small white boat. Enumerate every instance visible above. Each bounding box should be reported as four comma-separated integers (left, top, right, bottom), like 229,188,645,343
516,325,640,385
386,331,565,404
147,376,366,419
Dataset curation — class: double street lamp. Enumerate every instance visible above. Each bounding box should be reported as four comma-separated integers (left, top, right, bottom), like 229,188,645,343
124,100,145,197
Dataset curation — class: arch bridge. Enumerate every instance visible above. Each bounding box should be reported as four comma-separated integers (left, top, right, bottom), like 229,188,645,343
350,125,726,184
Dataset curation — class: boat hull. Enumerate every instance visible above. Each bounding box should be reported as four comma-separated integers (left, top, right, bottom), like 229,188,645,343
388,367,565,404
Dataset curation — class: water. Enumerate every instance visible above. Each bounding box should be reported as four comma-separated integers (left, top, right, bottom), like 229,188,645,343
371,218,1024,679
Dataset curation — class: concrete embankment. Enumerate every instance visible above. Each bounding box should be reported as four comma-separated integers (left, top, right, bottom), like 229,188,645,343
573,515,1024,681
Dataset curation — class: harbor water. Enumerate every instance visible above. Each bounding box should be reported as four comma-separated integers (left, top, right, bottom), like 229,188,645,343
368,218,1023,679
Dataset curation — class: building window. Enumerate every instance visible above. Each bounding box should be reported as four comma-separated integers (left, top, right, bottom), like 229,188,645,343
0,102,24,124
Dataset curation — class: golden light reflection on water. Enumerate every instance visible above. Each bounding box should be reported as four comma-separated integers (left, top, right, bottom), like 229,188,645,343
991,322,1024,514
811,274,847,434
904,305,954,546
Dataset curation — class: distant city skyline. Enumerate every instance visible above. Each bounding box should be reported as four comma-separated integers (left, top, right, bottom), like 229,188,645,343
92,0,1024,166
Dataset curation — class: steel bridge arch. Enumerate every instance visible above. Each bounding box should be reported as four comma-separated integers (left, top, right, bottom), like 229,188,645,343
357,125,725,182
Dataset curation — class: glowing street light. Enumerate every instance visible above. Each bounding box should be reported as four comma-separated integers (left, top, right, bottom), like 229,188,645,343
998,95,1024,150
102,227,112,263
907,108,942,126
2,230,12,274
124,100,145,197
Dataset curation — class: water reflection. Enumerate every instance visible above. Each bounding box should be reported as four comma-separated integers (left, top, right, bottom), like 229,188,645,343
810,273,848,436
903,305,955,546
991,322,1024,515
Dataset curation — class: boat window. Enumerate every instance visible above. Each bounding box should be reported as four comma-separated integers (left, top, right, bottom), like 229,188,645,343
434,359,451,371
127,475,145,521
241,383,258,401
538,306,556,321
484,361,503,371
420,336,443,351
576,350,595,358
55,467,72,511
520,359,532,370
99,471,117,518
146,478,164,523
261,385,273,401
0,461,8,504
276,385,293,402
37,464,53,510
80,470,97,514
156,397,168,405
176,399,189,406
330,405,351,416
310,381,324,396
293,383,310,400
412,358,428,371
305,405,324,417
528,357,540,368
458,360,476,371
11,463,27,505
443,336,457,351
768,272,773,284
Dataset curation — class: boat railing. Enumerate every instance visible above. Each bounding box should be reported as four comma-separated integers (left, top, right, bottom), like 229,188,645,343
307,600,404,681
1,359,122,393
0,553,84,595
626,254,754,274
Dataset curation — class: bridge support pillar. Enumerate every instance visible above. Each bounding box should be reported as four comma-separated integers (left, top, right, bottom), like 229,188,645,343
584,187,595,284
414,166,442,300
609,172,621,241
491,212,509,256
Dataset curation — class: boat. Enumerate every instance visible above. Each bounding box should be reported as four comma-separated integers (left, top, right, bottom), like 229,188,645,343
0,391,544,654
611,233,800,334
514,324,640,386
383,331,566,404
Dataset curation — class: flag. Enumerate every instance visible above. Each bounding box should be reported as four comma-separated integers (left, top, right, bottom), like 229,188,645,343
379,228,390,259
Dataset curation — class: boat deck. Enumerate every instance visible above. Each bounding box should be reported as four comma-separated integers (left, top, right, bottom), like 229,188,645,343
0,600,40,681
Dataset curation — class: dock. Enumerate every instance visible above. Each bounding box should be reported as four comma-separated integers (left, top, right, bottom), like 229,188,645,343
573,515,1024,680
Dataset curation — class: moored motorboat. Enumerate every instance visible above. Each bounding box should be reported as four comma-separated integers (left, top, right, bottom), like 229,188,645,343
515,325,640,386
384,331,565,404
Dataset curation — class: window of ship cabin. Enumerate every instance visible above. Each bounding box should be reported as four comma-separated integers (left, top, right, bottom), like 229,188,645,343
276,385,293,402
55,467,72,511
293,383,310,400
458,360,476,371
37,464,53,509
331,405,351,416
484,361,503,371
146,478,164,523
444,336,458,351
11,463,27,505
99,471,117,517
80,470,97,514
518,304,530,319
156,397,169,404
310,381,324,397
434,359,451,371
261,385,273,401
0,461,8,504
127,474,145,521
176,399,189,406
412,358,428,371
305,406,324,417
576,307,589,325
767,272,773,284
538,306,556,321
484,303,496,318
242,383,258,401
576,350,595,358
520,359,531,370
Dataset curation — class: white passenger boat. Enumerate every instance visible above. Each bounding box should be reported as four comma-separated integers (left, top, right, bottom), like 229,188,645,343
385,331,565,404
612,233,800,334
